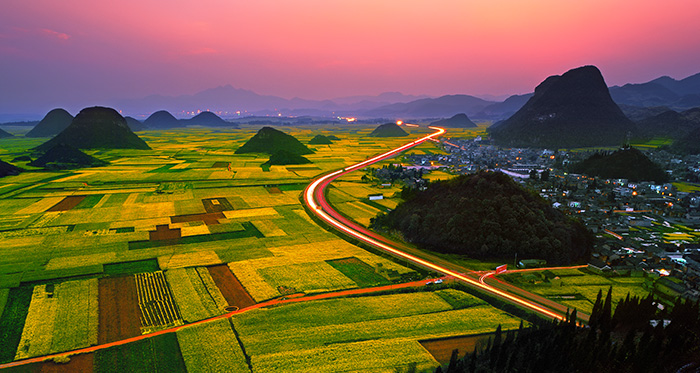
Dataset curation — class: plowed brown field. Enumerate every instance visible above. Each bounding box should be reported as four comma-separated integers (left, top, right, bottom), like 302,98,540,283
98,277,141,344
46,196,86,212
208,265,255,309
419,333,493,364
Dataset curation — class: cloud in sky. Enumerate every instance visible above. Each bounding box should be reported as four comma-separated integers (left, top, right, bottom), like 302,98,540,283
40,28,70,40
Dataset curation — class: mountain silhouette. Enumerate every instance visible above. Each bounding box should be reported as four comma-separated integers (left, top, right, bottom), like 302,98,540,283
670,126,700,155
368,123,409,137
124,116,146,131
186,111,238,128
143,110,182,129
25,108,73,137
235,127,313,155
364,94,492,118
489,66,636,148
308,134,333,144
430,113,477,128
474,94,533,120
610,72,700,110
35,107,150,151
0,128,12,138
635,108,700,139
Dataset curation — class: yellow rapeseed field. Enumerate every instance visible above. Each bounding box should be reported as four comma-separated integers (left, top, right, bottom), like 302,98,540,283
15,285,60,359
165,267,226,323
251,220,286,237
251,339,438,373
45,252,117,271
14,197,65,215
228,239,414,301
15,279,98,359
50,278,99,353
257,261,357,294
238,305,521,357
159,250,222,270
223,207,278,219
176,318,249,373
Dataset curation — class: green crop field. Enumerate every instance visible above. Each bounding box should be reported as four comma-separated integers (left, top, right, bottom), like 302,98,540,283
326,257,392,287
165,267,228,323
251,339,436,373
176,319,249,372
499,268,650,314
94,333,187,373
14,279,99,359
0,286,33,363
673,182,700,193
233,289,522,371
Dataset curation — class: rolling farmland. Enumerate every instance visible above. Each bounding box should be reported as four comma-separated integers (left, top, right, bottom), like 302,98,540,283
233,289,523,372
0,125,546,371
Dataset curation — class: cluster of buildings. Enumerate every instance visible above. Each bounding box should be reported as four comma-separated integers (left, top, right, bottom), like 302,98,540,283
410,137,700,303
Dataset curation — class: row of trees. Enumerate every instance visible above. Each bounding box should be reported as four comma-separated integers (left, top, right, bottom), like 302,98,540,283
363,164,425,185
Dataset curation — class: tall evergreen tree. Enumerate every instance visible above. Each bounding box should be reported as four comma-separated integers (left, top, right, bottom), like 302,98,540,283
600,286,613,334
589,290,603,329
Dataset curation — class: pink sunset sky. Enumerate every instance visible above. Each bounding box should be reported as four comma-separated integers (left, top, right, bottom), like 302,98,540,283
1,0,700,115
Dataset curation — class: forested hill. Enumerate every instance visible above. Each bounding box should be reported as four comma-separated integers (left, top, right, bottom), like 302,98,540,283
235,126,313,155
370,171,592,265
570,147,669,183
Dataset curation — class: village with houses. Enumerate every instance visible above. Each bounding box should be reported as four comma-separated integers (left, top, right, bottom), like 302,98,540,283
377,135,700,305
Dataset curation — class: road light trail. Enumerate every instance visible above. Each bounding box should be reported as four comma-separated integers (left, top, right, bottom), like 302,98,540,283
304,125,568,322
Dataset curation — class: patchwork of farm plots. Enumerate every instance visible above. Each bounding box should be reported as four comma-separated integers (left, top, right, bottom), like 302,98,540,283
233,289,522,372
498,267,651,315
621,214,700,244
0,125,521,371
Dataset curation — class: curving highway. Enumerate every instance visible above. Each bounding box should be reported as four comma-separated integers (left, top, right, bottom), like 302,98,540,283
303,124,576,322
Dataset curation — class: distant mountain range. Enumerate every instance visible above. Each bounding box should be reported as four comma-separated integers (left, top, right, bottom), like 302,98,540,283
115,86,431,119
2,72,699,124
635,108,700,139
610,73,700,110
111,72,699,122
